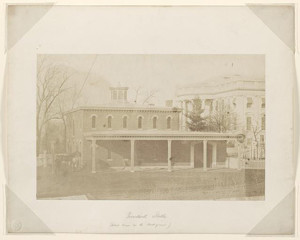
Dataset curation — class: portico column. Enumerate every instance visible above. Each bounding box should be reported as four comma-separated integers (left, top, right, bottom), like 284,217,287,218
80,141,83,166
130,140,135,172
203,140,207,171
91,139,96,173
180,101,184,131
212,142,217,168
168,140,172,172
190,142,195,168
236,140,242,170
184,100,189,131
202,99,206,110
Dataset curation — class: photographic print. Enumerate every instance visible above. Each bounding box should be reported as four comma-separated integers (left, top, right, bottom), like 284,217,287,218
36,54,265,200
5,3,296,235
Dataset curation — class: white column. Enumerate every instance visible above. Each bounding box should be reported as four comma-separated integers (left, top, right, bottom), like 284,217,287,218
226,158,229,168
180,101,184,131
236,140,242,170
91,139,96,173
190,142,195,168
212,142,217,168
225,140,230,168
130,140,135,172
212,100,216,112
80,141,83,166
184,100,188,110
168,140,172,172
184,100,189,131
203,140,207,171
187,100,191,112
202,99,206,110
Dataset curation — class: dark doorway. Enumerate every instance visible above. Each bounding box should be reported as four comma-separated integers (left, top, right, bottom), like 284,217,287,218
194,143,203,168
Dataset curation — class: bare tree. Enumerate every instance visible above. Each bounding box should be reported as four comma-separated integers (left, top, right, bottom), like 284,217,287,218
206,103,236,133
55,55,98,152
142,89,159,105
36,57,72,155
133,86,159,105
250,120,262,160
56,83,82,152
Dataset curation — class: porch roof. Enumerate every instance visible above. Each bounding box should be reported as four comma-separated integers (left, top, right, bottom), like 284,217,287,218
84,130,244,141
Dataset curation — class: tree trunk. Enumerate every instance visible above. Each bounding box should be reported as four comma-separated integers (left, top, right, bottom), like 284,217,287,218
36,128,42,156
63,118,67,152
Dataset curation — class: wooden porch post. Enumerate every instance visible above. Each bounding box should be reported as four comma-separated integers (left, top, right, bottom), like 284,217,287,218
91,139,96,173
130,139,135,172
236,140,242,170
212,142,217,168
203,140,207,171
168,140,172,172
190,142,195,168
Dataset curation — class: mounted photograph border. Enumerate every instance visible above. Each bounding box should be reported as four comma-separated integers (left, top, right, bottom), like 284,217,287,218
0,0,299,239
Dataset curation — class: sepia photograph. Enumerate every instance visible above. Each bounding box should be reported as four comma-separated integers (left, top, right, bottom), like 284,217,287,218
36,54,265,200
4,3,296,235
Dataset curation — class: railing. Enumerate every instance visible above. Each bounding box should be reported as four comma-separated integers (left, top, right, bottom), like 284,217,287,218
216,162,228,168
241,159,265,169
37,154,53,167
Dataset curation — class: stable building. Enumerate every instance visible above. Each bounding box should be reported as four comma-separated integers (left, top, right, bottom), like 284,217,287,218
65,86,243,172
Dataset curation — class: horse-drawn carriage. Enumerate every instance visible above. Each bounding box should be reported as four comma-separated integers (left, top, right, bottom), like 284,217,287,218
55,151,81,175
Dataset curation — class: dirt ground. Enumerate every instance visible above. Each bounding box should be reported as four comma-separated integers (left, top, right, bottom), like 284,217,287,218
37,167,265,200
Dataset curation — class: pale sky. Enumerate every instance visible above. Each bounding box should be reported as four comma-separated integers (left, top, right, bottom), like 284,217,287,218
41,54,265,106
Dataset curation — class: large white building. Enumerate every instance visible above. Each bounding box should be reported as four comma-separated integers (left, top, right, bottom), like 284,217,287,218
175,75,265,160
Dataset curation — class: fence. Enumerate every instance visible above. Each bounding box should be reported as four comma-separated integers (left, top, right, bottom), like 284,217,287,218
241,159,265,169
37,153,53,167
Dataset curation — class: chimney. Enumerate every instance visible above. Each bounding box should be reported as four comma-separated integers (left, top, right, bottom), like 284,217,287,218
110,86,129,103
165,100,173,107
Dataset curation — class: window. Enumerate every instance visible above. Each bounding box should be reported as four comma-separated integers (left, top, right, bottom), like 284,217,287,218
261,98,265,108
112,90,117,100
91,115,96,129
209,100,213,112
153,116,157,129
247,97,253,108
261,115,265,130
124,90,127,101
123,116,128,129
72,119,75,136
107,116,112,129
138,116,143,129
246,116,252,131
167,116,171,129
233,116,237,130
215,101,219,111
260,135,265,143
118,90,124,100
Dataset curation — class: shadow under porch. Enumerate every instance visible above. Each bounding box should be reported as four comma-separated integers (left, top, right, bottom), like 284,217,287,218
93,140,192,171
84,139,227,172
